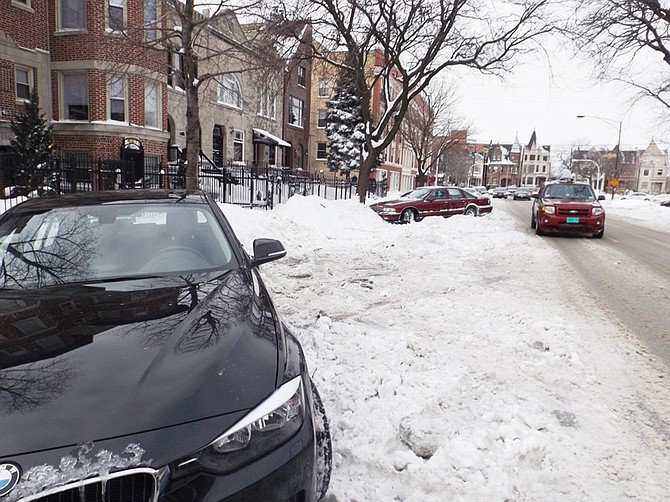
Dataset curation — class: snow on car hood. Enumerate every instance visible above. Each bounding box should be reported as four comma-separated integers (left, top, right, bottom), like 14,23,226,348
0,269,280,456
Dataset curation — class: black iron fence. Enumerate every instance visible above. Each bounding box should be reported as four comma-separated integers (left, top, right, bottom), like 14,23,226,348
0,152,363,211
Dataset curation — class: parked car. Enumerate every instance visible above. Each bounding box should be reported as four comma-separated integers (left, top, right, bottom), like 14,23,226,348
531,180,606,238
513,187,532,200
621,191,651,201
0,190,331,502
370,186,493,223
491,187,508,199
661,199,670,208
505,185,518,197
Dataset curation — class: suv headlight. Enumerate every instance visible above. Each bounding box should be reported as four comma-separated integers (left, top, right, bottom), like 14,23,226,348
592,206,604,216
175,376,305,474
542,205,555,215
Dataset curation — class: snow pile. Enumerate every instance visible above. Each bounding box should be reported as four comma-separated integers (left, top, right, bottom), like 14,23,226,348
223,195,670,501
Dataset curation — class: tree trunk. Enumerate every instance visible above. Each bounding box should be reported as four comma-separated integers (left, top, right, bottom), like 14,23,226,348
184,83,200,190
356,152,377,203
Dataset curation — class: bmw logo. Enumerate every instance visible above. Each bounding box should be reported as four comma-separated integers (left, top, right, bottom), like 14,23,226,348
0,462,21,497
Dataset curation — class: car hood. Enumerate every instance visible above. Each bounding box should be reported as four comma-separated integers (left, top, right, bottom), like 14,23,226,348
0,269,280,456
371,198,416,208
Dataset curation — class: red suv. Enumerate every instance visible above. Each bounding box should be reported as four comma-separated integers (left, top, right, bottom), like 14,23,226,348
531,180,606,238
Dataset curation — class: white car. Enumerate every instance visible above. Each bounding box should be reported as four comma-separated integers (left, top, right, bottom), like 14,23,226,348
621,191,651,201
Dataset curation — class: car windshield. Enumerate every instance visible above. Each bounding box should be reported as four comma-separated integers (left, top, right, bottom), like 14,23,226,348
543,184,596,200
401,187,433,199
0,203,237,289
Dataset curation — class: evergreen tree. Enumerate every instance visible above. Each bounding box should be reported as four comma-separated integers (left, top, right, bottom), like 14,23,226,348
326,65,364,174
10,89,54,194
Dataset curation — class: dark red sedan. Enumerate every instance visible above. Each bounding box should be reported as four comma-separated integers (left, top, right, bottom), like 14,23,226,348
370,186,493,223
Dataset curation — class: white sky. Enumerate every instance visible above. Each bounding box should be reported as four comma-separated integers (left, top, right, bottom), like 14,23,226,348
450,45,668,157
225,194,670,501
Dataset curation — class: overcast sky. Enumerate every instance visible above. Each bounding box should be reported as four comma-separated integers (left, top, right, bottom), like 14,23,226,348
450,45,667,157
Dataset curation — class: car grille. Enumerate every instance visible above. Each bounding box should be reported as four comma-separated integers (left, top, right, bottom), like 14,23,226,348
22,469,160,502
556,207,591,216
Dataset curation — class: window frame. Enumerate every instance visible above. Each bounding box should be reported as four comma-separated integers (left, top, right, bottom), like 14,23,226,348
109,75,127,122
144,79,161,129
317,109,327,128
231,129,245,162
318,78,329,97
316,142,327,160
61,73,89,121
108,0,126,32
256,87,276,119
288,96,304,128
57,0,86,30
144,0,158,41
218,75,242,109
15,67,33,101
297,66,306,87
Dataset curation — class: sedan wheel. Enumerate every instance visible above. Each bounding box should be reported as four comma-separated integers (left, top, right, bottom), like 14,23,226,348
311,381,332,500
464,206,477,216
400,208,417,223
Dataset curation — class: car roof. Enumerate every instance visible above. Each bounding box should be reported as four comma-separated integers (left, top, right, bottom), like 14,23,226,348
6,190,210,213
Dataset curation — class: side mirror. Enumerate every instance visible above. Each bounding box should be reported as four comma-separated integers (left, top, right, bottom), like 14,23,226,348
251,238,286,267
598,195,606,201
531,193,539,199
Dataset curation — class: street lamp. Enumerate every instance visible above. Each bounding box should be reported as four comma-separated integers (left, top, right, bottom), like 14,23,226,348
576,115,622,198
571,158,601,192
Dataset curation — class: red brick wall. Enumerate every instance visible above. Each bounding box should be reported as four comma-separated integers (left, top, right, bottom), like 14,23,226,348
0,0,49,50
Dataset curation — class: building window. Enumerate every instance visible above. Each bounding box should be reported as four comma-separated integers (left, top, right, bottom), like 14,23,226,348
316,142,327,160
109,76,126,122
297,66,306,87
62,73,88,120
256,88,275,118
108,0,125,30
643,169,649,176
318,78,329,97
12,0,32,8
168,50,184,89
58,0,86,29
288,96,304,128
232,129,244,162
144,79,160,128
657,169,664,176
317,109,327,128
15,67,32,100
144,0,157,40
218,75,241,108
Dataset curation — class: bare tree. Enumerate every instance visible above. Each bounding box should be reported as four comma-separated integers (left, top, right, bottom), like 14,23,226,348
400,83,470,186
261,0,554,202
108,0,288,189
568,0,670,121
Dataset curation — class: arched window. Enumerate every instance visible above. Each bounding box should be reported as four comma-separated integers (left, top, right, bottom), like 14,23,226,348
218,76,241,108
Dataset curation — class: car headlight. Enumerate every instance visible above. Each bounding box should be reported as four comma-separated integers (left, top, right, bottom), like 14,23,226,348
175,376,305,474
592,206,604,215
380,207,397,213
541,205,555,215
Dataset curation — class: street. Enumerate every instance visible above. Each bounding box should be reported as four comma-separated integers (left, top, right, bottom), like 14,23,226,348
498,197,670,367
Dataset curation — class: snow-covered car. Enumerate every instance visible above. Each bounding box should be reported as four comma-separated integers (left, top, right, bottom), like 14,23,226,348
0,190,331,501
531,180,606,238
370,186,493,223
621,191,652,201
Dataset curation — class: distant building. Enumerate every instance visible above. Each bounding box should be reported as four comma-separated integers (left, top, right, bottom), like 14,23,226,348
520,130,551,188
637,140,667,194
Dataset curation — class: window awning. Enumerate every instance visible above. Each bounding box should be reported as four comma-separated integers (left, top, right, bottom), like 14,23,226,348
253,128,291,148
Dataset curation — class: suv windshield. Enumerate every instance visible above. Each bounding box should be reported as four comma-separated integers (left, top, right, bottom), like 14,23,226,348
543,184,596,200
0,203,237,289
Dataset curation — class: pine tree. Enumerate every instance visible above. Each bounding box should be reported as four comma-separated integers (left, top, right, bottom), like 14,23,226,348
10,89,54,195
326,65,364,174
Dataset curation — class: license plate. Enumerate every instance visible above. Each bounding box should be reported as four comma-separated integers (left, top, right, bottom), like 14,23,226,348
566,216,580,223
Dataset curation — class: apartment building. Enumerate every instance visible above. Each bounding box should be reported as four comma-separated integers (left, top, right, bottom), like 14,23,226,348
2,1,306,180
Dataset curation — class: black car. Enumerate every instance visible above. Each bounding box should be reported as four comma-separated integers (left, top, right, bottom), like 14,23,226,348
0,190,331,502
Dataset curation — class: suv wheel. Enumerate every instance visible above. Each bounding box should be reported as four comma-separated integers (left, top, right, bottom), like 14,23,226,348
535,219,545,236
593,228,604,239
530,213,536,229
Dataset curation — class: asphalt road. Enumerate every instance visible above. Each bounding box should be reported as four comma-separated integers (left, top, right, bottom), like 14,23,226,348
498,198,670,368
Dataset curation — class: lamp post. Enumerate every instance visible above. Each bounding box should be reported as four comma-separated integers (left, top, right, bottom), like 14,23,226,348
576,115,622,199
571,158,601,192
